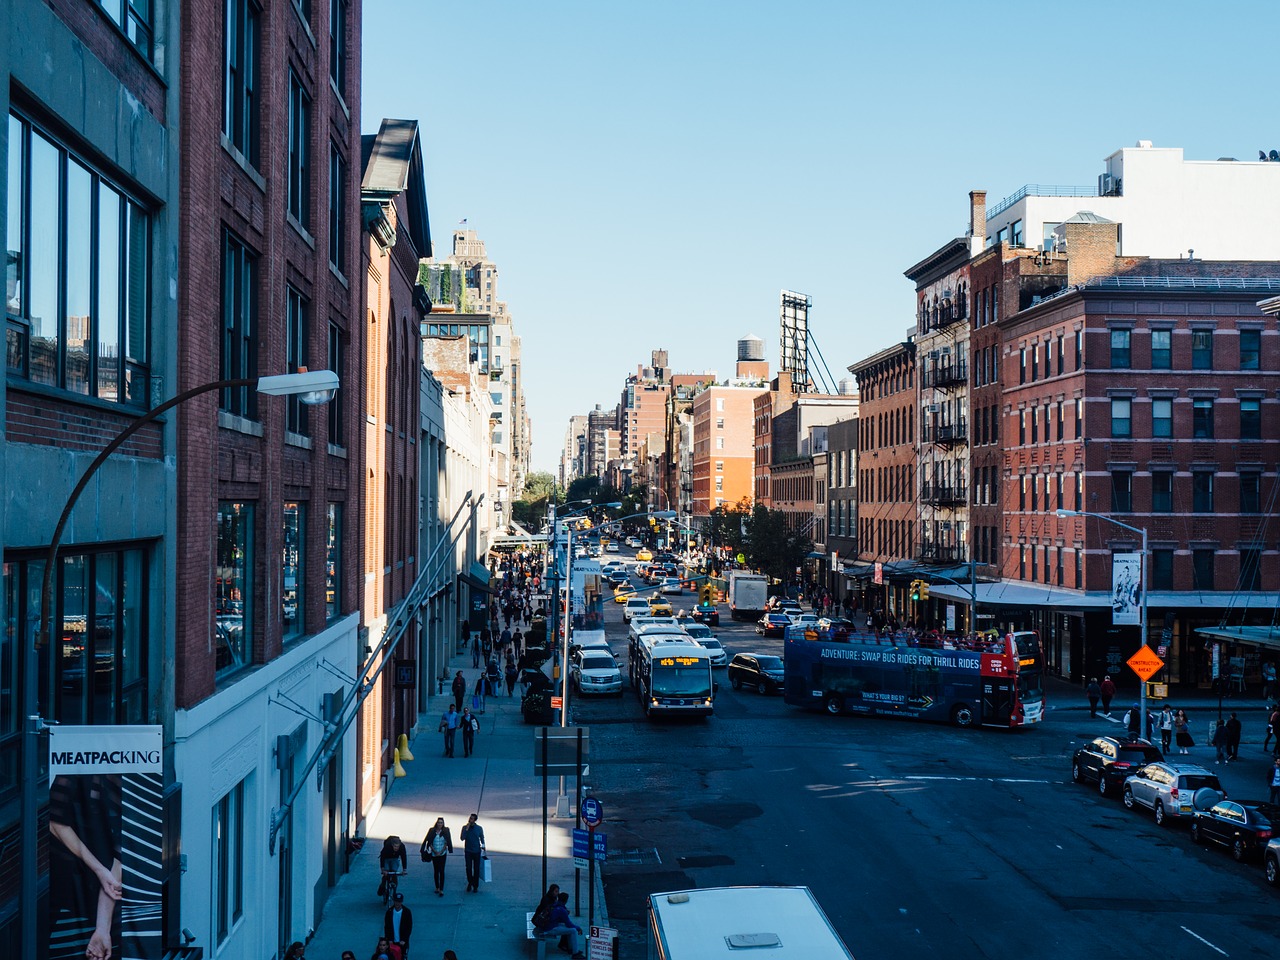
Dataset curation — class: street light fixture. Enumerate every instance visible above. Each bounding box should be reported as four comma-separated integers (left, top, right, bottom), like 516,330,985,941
21,370,339,959
1057,508,1150,734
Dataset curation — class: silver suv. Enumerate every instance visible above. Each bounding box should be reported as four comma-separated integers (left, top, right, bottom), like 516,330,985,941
1122,762,1225,826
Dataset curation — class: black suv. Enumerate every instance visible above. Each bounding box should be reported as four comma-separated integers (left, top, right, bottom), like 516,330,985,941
728,653,785,694
1072,736,1164,796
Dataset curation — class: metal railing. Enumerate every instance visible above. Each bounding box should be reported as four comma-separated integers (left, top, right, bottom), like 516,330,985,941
923,362,967,388
917,541,967,563
925,420,968,445
920,483,968,505
987,183,1099,220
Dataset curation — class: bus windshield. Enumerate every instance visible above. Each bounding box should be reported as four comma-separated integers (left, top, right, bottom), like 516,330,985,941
652,665,711,698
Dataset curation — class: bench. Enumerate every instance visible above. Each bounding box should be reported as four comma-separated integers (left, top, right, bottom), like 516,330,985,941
526,911,559,959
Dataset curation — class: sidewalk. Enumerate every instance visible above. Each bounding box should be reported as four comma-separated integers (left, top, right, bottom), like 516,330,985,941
305,649,605,960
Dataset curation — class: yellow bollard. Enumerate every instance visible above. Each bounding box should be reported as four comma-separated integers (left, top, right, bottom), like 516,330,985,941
392,747,407,778
397,733,414,762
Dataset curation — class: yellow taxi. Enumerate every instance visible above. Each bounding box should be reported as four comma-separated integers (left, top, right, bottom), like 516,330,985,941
613,585,636,602
648,596,674,616
636,548,653,562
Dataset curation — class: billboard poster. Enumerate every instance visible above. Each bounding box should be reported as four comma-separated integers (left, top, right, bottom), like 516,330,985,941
47,725,164,960
1110,553,1141,626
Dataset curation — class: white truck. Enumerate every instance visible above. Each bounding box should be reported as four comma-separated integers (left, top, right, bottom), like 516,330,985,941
727,571,768,621
647,886,854,959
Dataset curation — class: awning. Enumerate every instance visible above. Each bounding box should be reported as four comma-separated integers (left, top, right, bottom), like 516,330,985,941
928,581,1107,609
1196,625,1280,652
457,561,493,594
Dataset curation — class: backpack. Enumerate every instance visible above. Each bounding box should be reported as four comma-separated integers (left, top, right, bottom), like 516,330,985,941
532,902,553,930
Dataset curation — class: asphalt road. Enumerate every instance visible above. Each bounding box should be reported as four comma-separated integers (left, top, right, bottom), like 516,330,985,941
567,557,1279,959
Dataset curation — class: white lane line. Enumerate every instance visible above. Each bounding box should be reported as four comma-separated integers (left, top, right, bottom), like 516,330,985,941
903,776,1055,784
1181,926,1228,957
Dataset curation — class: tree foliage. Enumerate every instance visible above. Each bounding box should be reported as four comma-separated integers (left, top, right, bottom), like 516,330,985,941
741,505,812,583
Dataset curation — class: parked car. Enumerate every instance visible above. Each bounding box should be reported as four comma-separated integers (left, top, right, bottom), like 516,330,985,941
728,653,785,694
623,597,651,621
1265,837,1280,886
1122,762,1225,826
692,602,720,626
636,549,653,562
661,577,683,595
1191,800,1280,862
571,649,623,696
756,613,792,637
1072,737,1164,796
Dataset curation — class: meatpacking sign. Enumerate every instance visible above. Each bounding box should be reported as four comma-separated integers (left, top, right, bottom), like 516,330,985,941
48,725,163,775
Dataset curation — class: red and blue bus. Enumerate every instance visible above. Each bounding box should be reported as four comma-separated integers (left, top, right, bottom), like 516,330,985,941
783,626,1045,728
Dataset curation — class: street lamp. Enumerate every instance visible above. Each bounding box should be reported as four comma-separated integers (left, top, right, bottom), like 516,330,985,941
21,370,339,959
1057,508,1149,733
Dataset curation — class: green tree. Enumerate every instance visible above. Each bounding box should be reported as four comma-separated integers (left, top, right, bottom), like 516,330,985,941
522,471,558,503
566,475,600,504
742,505,812,583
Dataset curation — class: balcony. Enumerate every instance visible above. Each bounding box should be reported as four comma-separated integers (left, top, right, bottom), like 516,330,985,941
920,483,967,506
923,361,967,389
924,420,967,446
917,541,966,563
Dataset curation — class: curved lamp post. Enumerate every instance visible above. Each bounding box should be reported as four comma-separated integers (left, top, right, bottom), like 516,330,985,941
22,370,338,959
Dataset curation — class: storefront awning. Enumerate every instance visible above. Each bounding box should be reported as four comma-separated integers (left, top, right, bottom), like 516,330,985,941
457,562,493,594
1196,625,1280,651
928,581,1108,608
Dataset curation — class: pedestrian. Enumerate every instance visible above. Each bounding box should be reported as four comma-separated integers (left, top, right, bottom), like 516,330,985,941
1270,759,1280,805
1175,708,1194,754
439,705,460,758
371,936,400,960
1266,705,1280,753
1158,706,1174,754
420,818,453,896
383,893,413,958
1264,661,1278,703
1085,678,1101,718
460,813,486,892
443,952,459,960
505,658,519,697
539,892,584,959
1099,675,1116,716
285,942,305,960
472,673,486,714
1269,706,1280,756
342,951,357,960
1225,711,1242,761
471,636,481,669
451,671,466,711
512,629,523,657
1124,703,1141,737
460,706,478,757
377,835,408,897
1211,719,1228,764
486,658,501,696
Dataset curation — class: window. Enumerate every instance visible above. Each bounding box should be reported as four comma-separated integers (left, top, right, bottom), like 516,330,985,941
1192,398,1214,439
1151,549,1174,590
283,502,305,639
1240,398,1261,440
716,398,724,412
1152,472,1172,513
1152,397,1172,438
1240,547,1262,592
716,437,724,450
1150,329,1171,369
1056,401,1064,441
220,232,258,417
1191,329,1213,369
1075,472,1083,511
285,287,309,435
715,478,723,492
97,0,154,58
6,115,150,403
327,323,345,446
1192,549,1215,590
328,144,346,272
1192,471,1214,513
1043,222,1061,251
287,72,311,228
216,502,253,675
329,0,347,95
1019,347,1026,384
213,780,245,945
1030,406,1038,444
326,503,341,620
715,461,724,472
1110,329,1131,368
1111,471,1132,512
1240,329,1261,370
716,418,724,429
1075,330,1083,370
1030,343,1038,381
224,0,261,164
1111,397,1131,437
1056,472,1064,511
1018,410,1025,445
1056,334,1065,375
1011,219,1024,247
1238,472,1261,514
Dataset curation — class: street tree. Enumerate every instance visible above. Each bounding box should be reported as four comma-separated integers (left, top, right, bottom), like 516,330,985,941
742,504,812,583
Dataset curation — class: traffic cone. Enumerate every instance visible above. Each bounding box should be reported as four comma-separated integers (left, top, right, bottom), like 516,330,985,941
392,748,407,778
397,733,414,761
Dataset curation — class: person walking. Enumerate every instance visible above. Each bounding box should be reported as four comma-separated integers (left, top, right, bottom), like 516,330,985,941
460,706,478,758
439,705,460,758
460,813,486,892
470,636,481,669
383,893,413,958
1225,712,1242,761
1270,758,1280,805
450,671,466,711
504,658,519,697
1211,719,1228,764
472,673,487,714
1175,708,1194,754
420,818,453,896
1099,675,1116,716
1269,706,1280,756
1158,706,1174,754
1086,678,1101,719
1124,703,1142,737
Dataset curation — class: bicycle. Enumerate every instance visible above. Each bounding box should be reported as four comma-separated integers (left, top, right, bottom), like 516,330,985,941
381,868,406,908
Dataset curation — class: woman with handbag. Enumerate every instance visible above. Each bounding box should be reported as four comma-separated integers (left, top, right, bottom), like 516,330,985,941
421,818,453,896
1174,708,1194,755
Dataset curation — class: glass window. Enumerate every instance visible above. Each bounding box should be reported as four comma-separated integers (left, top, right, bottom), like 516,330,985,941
328,323,345,446
1152,472,1172,513
1191,330,1213,369
328,144,346,272
1241,473,1261,514
1240,329,1261,370
285,287,309,435
1151,329,1171,369
329,0,347,95
1110,329,1131,368
224,0,260,164
216,503,252,675
326,503,341,620
1240,398,1261,440
220,232,258,418
1011,219,1024,247
1111,397,1131,437
213,780,245,945
283,502,305,639
1152,397,1172,438
1192,471,1214,513
1111,471,1132,513
1057,334,1065,375
1019,348,1026,384
1240,547,1262,592
287,72,311,228
1075,330,1083,370
1192,398,1214,439
1192,549,1215,590
1151,549,1174,590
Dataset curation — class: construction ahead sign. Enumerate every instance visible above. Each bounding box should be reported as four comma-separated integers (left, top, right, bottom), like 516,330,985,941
1126,645,1165,682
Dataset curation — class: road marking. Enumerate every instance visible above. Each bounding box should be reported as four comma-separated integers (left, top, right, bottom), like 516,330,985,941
903,775,1056,784
1180,926,1228,956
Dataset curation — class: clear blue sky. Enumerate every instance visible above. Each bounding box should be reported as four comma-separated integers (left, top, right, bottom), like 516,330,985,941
362,0,1276,476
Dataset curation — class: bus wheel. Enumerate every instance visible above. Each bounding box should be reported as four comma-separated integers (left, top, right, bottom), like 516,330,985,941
825,696,842,715
950,703,975,727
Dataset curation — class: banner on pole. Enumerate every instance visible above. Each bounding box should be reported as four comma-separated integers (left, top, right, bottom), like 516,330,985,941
1111,553,1142,625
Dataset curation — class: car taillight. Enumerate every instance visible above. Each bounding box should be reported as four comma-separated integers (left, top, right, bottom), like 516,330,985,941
1260,830,1273,840
1113,762,1132,770
1170,787,1179,799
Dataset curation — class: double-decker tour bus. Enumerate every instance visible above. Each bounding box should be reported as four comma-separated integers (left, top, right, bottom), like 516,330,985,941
783,625,1045,727
629,633,715,719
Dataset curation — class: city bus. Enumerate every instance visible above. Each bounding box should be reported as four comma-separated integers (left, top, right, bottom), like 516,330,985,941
629,633,715,719
782,626,1045,727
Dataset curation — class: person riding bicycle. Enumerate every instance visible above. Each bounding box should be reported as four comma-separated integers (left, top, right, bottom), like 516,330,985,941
378,835,408,898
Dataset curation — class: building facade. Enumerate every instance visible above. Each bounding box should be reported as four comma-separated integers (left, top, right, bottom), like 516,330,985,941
826,416,859,600
692,384,762,516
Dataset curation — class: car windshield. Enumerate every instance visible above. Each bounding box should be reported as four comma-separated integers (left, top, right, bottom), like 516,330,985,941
651,665,711,698
683,626,711,638
581,656,614,670
755,656,783,671
1118,746,1162,764
700,639,722,650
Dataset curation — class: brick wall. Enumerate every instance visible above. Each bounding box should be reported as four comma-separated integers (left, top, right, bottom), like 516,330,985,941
5,391,162,458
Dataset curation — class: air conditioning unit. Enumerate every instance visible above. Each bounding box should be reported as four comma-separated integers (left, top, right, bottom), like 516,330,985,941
1098,172,1116,196
940,346,951,354
927,404,940,414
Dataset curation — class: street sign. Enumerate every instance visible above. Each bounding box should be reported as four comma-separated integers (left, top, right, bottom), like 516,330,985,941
572,828,607,861
532,727,590,777
1127,645,1165,682
588,926,618,960
393,659,417,689
581,796,603,827
551,696,563,710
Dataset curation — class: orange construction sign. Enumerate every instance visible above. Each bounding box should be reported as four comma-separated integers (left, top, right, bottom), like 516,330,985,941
1126,645,1165,682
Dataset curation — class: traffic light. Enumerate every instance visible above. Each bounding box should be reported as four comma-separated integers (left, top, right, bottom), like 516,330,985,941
909,580,922,602
700,584,714,605
919,581,930,600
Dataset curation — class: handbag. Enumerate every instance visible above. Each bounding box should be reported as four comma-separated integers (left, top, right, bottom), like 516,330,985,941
472,694,481,710
481,855,492,883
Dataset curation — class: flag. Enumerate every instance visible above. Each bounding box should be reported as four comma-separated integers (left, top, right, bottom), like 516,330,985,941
459,217,468,224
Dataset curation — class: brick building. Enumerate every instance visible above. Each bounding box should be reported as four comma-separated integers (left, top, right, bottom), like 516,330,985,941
692,384,762,516
825,416,859,600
